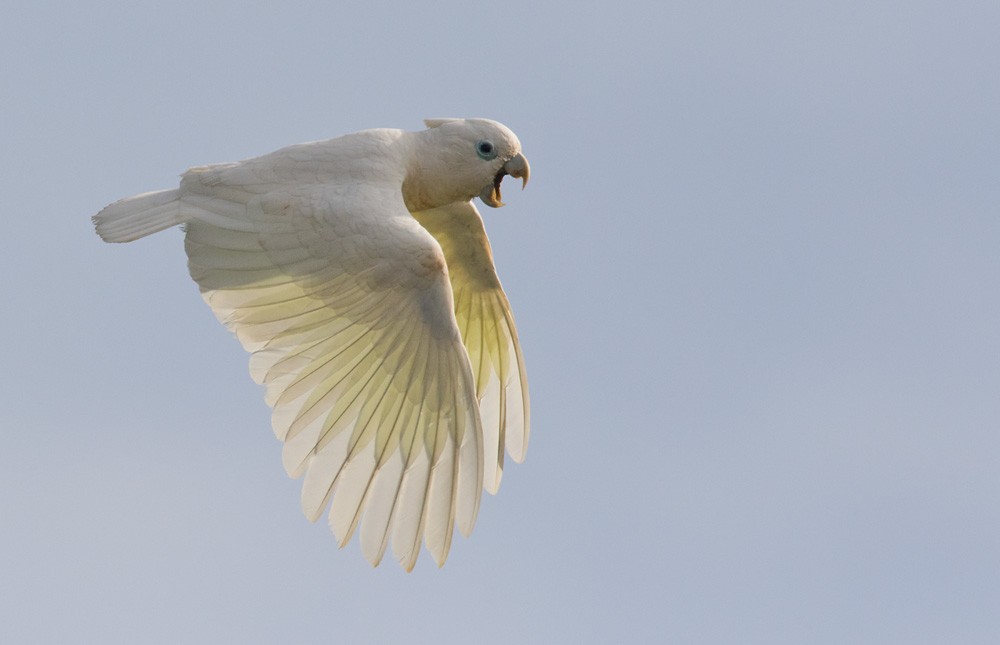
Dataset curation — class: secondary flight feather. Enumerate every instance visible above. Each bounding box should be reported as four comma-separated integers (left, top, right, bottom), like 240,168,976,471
93,118,531,571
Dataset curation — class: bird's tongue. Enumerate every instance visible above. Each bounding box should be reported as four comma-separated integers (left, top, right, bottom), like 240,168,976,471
479,170,507,207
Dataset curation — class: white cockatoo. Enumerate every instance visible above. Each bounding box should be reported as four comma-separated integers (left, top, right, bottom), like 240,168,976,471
93,118,530,571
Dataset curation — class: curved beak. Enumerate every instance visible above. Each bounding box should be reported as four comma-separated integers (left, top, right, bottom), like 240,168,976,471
479,152,531,208
505,152,530,189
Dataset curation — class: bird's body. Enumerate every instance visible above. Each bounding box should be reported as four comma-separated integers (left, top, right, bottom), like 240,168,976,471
94,118,530,571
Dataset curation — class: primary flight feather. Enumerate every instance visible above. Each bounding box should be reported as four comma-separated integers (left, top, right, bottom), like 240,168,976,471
93,118,531,571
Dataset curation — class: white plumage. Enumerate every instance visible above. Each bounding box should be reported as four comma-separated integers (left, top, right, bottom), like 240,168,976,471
94,118,531,571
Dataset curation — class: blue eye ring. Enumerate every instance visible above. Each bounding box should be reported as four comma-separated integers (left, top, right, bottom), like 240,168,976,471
476,139,498,160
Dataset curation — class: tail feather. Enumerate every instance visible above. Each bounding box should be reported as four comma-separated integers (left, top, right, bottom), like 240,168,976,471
93,189,185,243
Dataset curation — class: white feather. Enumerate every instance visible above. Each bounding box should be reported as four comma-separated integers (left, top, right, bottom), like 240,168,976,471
93,189,183,242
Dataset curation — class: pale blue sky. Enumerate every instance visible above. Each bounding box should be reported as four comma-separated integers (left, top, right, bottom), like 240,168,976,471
3,1,999,643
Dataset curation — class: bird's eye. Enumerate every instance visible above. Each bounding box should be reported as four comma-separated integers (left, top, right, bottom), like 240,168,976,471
476,139,498,160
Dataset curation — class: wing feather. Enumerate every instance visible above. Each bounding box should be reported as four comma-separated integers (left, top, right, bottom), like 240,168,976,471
411,202,530,493
182,182,484,570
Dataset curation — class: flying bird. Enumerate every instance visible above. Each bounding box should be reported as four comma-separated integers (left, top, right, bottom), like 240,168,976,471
93,118,531,571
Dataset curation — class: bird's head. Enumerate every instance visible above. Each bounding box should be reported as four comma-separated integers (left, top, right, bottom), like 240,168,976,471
405,118,530,211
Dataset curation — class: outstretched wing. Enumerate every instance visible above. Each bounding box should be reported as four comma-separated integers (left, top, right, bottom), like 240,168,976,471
411,201,529,494
182,182,483,571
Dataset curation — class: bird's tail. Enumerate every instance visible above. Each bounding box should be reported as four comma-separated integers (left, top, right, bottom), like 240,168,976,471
93,189,185,243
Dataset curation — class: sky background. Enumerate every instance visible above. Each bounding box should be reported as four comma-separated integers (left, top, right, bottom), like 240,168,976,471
2,1,999,643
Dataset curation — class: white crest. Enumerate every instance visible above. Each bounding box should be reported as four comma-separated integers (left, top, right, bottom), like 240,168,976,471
423,118,461,129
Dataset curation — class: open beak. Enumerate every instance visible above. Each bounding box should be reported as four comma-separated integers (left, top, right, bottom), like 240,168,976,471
479,152,531,208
